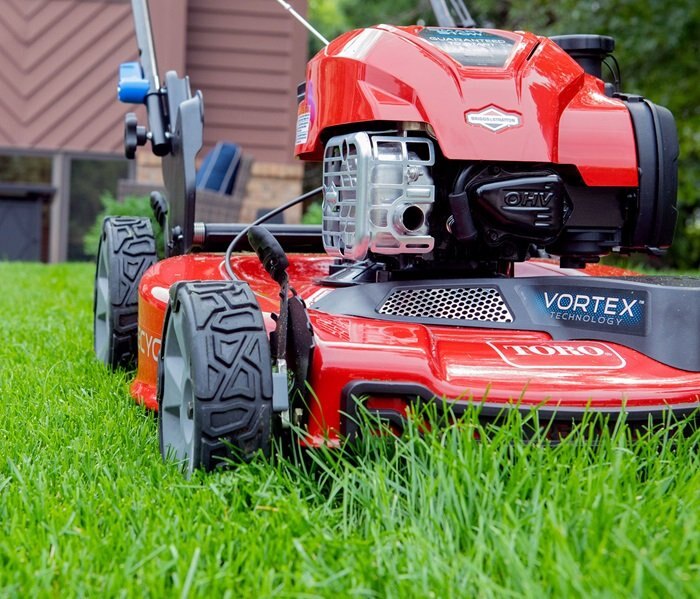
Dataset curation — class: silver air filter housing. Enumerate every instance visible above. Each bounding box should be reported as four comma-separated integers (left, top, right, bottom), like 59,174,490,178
322,132,435,260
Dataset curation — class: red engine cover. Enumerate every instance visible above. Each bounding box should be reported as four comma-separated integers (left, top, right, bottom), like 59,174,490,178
294,26,638,187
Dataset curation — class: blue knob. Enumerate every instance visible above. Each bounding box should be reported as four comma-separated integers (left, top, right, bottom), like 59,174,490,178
118,62,150,104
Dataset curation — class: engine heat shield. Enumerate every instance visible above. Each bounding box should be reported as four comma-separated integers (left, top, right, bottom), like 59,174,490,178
322,132,435,260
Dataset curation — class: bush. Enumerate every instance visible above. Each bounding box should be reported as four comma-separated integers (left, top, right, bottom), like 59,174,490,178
301,201,323,225
83,192,164,258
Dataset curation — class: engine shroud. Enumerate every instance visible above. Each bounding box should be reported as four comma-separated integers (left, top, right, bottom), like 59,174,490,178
300,25,680,270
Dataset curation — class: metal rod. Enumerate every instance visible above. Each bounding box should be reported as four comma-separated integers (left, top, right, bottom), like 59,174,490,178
194,223,324,253
449,0,476,28
130,0,169,155
274,0,330,46
429,0,477,28
131,0,159,90
430,0,456,27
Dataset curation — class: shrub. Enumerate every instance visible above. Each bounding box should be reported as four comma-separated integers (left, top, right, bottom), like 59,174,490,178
302,201,323,225
84,192,163,258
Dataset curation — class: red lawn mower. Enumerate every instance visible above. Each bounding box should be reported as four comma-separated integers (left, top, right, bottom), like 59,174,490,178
94,0,700,475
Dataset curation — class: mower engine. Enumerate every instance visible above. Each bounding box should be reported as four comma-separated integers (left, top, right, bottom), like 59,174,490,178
296,29,679,272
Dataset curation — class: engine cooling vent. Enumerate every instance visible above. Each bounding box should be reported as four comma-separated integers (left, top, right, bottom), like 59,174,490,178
322,132,435,261
377,286,514,323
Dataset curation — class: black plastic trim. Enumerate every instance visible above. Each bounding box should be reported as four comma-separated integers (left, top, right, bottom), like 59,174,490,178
340,380,699,439
550,34,615,78
619,95,679,249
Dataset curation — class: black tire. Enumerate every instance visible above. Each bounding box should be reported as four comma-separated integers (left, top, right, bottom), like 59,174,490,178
158,281,273,475
93,216,157,370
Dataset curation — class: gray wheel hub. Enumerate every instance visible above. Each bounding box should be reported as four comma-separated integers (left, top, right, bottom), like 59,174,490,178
159,304,197,476
93,242,111,365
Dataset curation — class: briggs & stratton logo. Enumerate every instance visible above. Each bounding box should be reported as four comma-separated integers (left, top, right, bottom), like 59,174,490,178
466,106,521,132
527,286,648,335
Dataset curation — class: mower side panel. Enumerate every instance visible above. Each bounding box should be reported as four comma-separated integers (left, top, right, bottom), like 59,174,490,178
295,26,638,187
131,255,700,445
132,255,231,409
303,315,700,443
130,254,333,409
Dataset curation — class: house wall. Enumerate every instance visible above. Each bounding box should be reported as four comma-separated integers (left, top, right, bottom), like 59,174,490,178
187,0,308,165
0,0,307,160
182,0,309,222
0,0,139,154
0,0,309,259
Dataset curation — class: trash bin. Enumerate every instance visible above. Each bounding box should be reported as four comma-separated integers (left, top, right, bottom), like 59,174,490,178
0,183,54,261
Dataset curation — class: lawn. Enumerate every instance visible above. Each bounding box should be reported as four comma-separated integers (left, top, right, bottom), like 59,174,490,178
1,262,698,597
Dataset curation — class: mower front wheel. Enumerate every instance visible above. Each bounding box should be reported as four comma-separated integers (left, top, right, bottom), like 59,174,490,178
158,281,273,475
93,216,157,370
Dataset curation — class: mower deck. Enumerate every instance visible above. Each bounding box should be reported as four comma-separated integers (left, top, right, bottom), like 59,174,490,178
133,253,700,446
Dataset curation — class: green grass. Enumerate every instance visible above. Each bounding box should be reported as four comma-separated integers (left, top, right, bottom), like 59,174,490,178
1,262,699,597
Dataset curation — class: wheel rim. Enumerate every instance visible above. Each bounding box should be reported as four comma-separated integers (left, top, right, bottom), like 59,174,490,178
93,238,111,365
160,306,197,476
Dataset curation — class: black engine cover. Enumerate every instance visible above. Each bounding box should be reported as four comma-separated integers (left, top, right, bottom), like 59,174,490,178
618,95,679,251
470,173,571,244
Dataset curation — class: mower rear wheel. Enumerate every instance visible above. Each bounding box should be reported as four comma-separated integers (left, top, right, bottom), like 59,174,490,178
93,216,157,370
158,281,273,475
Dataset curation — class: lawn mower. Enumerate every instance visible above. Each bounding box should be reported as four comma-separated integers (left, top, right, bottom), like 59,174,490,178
94,0,700,475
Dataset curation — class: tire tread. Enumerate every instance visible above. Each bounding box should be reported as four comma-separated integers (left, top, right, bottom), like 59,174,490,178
94,216,157,370
160,280,272,470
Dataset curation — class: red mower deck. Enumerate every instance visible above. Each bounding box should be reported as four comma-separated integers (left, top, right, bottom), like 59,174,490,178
131,254,700,447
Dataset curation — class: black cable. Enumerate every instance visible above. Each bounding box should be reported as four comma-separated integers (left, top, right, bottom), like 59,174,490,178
452,164,476,194
609,54,622,90
224,186,323,280
603,55,622,91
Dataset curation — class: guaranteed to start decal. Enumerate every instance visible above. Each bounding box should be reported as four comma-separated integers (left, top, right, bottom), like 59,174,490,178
418,28,517,68
520,285,648,336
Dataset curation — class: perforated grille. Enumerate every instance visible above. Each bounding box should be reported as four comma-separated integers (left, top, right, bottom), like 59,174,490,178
377,287,513,322
322,132,435,260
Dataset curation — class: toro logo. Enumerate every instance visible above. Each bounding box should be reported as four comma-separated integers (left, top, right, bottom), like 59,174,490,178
530,286,647,335
487,341,626,369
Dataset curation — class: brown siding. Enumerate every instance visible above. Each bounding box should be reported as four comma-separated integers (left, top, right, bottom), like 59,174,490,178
0,0,188,155
0,0,307,163
0,0,136,154
185,0,308,165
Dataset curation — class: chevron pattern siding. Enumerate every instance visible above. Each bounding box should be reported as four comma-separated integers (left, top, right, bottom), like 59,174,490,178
0,0,138,154
0,0,307,162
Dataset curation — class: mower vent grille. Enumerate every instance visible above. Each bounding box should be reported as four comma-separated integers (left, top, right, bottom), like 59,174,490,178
377,286,513,323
